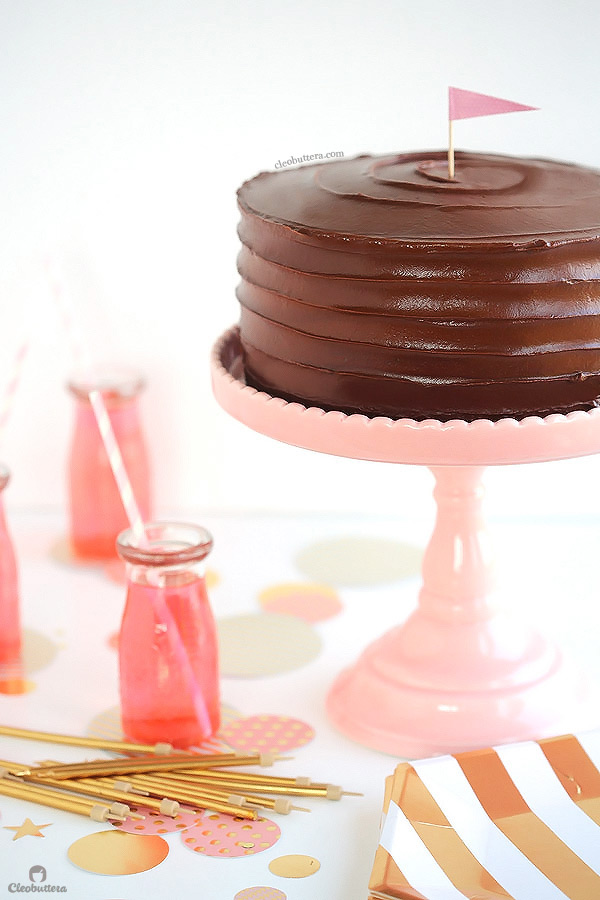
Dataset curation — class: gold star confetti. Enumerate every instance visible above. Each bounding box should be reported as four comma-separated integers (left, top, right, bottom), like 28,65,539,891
4,818,52,840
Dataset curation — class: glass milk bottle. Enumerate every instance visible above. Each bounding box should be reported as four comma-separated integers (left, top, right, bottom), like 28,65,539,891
67,370,151,560
117,522,220,748
0,465,21,680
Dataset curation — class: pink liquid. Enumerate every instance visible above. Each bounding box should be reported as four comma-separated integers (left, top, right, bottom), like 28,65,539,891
68,400,151,560
0,498,21,670
119,570,220,747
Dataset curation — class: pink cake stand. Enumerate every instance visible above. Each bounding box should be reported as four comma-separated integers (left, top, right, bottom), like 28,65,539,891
211,327,600,757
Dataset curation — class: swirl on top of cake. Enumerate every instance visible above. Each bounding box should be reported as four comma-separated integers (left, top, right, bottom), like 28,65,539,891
236,151,600,421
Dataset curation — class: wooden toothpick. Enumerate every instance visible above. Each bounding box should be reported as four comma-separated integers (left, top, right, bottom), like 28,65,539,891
448,119,455,180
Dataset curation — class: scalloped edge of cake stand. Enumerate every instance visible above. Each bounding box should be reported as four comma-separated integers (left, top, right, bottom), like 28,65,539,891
211,327,600,467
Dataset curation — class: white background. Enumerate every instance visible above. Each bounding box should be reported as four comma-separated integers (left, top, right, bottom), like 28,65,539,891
1,0,600,522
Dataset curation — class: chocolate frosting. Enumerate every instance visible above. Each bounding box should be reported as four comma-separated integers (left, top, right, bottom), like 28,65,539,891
236,151,600,421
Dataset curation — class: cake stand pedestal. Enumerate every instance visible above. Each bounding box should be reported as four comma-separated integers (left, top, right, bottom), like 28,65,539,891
211,328,600,757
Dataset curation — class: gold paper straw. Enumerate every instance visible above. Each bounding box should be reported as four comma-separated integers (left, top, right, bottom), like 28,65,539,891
0,777,125,822
33,752,280,780
0,722,174,755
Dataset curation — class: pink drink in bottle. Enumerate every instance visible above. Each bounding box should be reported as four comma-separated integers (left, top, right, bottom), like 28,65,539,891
67,370,151,560
117,522,220,747
0,465,22,688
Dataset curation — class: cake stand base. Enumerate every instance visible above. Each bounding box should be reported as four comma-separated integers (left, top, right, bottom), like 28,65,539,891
326,462,595,757
326,629,585,758
212,328,600,757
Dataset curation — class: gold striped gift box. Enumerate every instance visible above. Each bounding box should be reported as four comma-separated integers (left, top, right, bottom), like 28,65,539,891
368,731,600,900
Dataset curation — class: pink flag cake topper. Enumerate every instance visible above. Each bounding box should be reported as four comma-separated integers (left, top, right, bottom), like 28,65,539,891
446,87,538,179
449,86,538,121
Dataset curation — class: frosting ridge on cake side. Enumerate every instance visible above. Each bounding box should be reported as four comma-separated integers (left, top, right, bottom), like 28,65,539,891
236,151,600,421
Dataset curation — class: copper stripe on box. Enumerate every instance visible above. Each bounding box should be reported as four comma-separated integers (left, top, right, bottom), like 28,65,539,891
368,774,429,900
456,747,600,900
369,764,509,900
541,734,600,826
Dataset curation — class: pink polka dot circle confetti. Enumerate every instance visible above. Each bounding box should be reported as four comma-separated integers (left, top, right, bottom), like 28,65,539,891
258,582,342,623
116,808,203,835
181,812,280,858
220,715,315,754
234,889,287,900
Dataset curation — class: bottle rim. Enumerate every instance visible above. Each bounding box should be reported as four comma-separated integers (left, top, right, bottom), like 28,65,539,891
116,521,213,567
67,366,145,402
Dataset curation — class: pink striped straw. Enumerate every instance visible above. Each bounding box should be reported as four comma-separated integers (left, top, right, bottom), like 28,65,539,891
46,258,212,739
0,341,29,443
87,389,146,545
87,389,212,736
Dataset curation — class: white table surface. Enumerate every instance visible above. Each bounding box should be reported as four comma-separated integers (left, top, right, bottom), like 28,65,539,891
1,508,600,899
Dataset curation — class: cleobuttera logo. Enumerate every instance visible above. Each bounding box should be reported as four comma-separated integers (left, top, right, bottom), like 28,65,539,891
8,866,67,892
29,867,46,884
8,884,67,893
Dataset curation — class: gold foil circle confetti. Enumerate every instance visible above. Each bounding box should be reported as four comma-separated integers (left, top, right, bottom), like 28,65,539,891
87,703,241,753
295,536,422,586
22,628,59,675
217,614,321,677
87,706,124,742
68,830,169,874
0,655,35,695
235,889,287,900
258,582,342,622
206,568,220,589
107,631,119,651
0,676,35,695
181,812,280,857
49,537,100,568
220,715,315,754
268,854,321,878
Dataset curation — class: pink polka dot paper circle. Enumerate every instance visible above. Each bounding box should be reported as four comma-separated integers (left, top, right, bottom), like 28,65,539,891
258,582,342,623
116,807,202,835
235,889,287,900
181,812,280,857
220,715,315,754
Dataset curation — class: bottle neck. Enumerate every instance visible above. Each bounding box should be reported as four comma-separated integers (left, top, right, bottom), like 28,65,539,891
127,559,206,588
117,522,213,569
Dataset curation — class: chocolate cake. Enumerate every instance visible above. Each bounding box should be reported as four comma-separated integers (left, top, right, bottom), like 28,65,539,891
236,151,600,421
